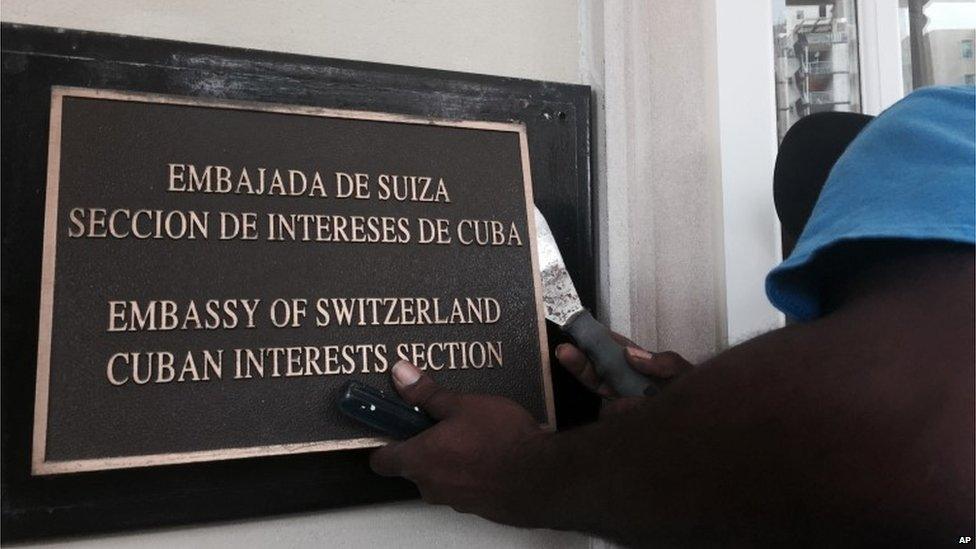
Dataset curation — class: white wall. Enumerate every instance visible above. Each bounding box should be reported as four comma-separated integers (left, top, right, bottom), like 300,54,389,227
584,0,729,363
714,0,784,344
1,0,582,83
23,502,584,549
1,1,590,547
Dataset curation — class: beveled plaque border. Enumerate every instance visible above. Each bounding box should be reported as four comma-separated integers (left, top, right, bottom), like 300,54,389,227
32,86,555,476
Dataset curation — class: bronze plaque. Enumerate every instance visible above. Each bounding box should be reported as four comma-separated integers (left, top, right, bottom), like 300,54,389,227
32,87,553,475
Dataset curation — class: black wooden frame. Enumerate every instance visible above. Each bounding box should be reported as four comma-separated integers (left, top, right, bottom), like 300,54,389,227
1,23,598,541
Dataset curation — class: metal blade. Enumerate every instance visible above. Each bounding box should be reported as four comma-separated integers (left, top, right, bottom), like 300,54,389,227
533,207,584,327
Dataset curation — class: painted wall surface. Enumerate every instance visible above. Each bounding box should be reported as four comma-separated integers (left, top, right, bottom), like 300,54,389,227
23,502,585,548
714,0,784,344
1,0,583,83
584,0,728,364
1,1,589,547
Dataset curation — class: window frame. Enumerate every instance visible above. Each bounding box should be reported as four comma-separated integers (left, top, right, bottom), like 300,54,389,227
857,0,907,114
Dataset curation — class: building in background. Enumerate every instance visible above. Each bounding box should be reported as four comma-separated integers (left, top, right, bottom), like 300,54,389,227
773,1,861,141
900,0,976,92
774,0,975,143
902,28,976,88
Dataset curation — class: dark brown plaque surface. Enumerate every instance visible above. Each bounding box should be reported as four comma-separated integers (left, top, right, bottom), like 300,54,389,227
33,87,553,475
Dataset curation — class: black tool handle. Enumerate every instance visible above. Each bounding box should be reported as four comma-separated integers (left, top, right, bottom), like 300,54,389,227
338,381,435,439
564,309,659,397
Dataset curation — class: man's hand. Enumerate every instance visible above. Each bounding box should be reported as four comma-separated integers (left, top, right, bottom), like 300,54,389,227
369,360,551,526
555,334,693,415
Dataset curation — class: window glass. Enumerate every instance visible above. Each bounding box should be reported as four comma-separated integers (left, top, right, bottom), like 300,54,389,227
900,0,976,92
772,1,862,142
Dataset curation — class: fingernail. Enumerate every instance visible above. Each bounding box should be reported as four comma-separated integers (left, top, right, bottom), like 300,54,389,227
555,343,571,356
626,347,653,362
392,360,421,387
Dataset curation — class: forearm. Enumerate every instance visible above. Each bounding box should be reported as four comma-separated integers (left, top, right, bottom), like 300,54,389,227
524,366,800,545
373,249,974,544
520,305,974,545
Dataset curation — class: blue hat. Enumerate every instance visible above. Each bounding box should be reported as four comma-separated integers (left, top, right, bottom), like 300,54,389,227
766,86,976,320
